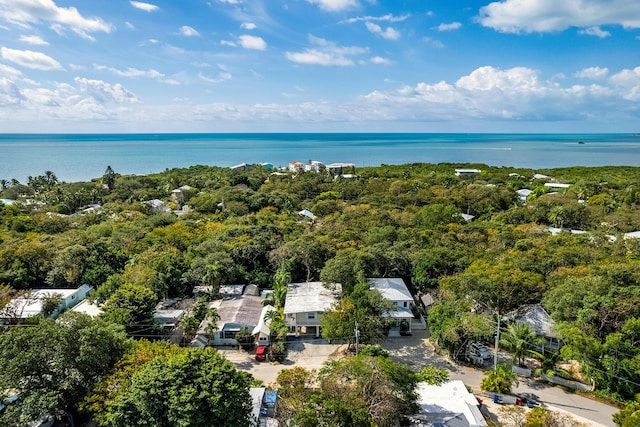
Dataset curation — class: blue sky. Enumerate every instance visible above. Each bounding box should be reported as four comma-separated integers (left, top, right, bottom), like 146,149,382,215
0,0,639,133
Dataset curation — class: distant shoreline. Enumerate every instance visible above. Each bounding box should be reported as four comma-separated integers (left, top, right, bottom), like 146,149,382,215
2,133,639,183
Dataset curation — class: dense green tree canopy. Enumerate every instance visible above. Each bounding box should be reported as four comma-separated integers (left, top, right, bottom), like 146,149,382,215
2,162,640,404
276,352,419,427
101,347,253,427
0,313,131,426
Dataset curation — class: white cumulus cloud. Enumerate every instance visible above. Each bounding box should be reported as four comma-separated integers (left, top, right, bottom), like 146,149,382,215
239,35,267,50
130,1,159,12
19,35,48,45
575,66,609,79
1,46,63,70
578,26,610,38
435,22,462,31
478,0,640,34
365,22,400,40
0,0,112,36
94,64,165,80
285,35,367,66
74,77,138,103
241,22,256,30
343,14,410,24
180,26,199,36
307,0,358,12
370,56,392,65
610,66,640,101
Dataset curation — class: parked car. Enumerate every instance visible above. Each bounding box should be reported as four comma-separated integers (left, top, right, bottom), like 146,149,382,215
517,393,543,408
466,342,492,365
255,345,269,361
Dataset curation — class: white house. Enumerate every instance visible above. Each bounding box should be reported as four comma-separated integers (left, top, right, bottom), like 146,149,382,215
455,168,481,177
252,304,276,346
1,285,93,322
326,162,355,176
304,160,323,172
544,182,571,189
298,209,316,222
288,161,305,173
283,282,342,337
368,278,415,336
516,188,533,203
197,295,266,346
408,380,487,427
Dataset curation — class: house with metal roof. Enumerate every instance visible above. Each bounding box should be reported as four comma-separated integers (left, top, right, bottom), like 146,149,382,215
0,285,93,322
283,282,341,337
192,295,267,347
408,380,487,427
368,278,415,336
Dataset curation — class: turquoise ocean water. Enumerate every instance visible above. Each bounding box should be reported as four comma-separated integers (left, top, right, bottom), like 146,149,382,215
1,133,640,183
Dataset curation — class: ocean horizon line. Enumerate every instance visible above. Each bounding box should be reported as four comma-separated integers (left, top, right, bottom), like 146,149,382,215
2,133,640,183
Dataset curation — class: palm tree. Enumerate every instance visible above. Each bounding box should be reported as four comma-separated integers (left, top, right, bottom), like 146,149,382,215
547,206,566,228
500,322,544,367
481,363,519,394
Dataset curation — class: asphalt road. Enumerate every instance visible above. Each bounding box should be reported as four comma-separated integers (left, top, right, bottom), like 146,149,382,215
380,330,618,427
216,330,618,427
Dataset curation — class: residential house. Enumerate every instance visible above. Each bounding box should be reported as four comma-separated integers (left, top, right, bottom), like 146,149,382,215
513,303,562,353
288,161,305,173
146,199,170,212
252,304,276,346
408,380,487,427
298,209,316,222
624,231,640,240
516,188,533,203
455,168,481,177
283,282,342,337
192,295,265,346
532,173,550,180
230,163,249,171
455,213,475,222
304,160,324,172
368,278,415,336
544,182,571,190
0,284,93,322
326,162,355,176
170,185,193,204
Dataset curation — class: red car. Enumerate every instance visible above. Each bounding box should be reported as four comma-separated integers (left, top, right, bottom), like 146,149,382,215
255,345,269,361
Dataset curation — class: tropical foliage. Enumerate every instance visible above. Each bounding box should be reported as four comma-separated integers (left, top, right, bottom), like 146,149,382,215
1,161,640,416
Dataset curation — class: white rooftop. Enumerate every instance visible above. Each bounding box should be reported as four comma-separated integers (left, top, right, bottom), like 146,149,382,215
368,278,412,302
71,299,103,317
414,380,487,427
283,282,341,314
252,304,275,336
544,182,571,188
1,285,92,319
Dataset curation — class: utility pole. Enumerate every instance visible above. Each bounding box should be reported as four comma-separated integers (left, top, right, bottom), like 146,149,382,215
355,321,360,355
494,312,501,371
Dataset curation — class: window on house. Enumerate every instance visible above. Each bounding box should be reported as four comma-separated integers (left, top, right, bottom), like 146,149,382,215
307,313,316,320
403,301,408,308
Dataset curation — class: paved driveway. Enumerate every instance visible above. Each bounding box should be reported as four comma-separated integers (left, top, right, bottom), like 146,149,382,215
217,339,342,385
216,331,618,426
